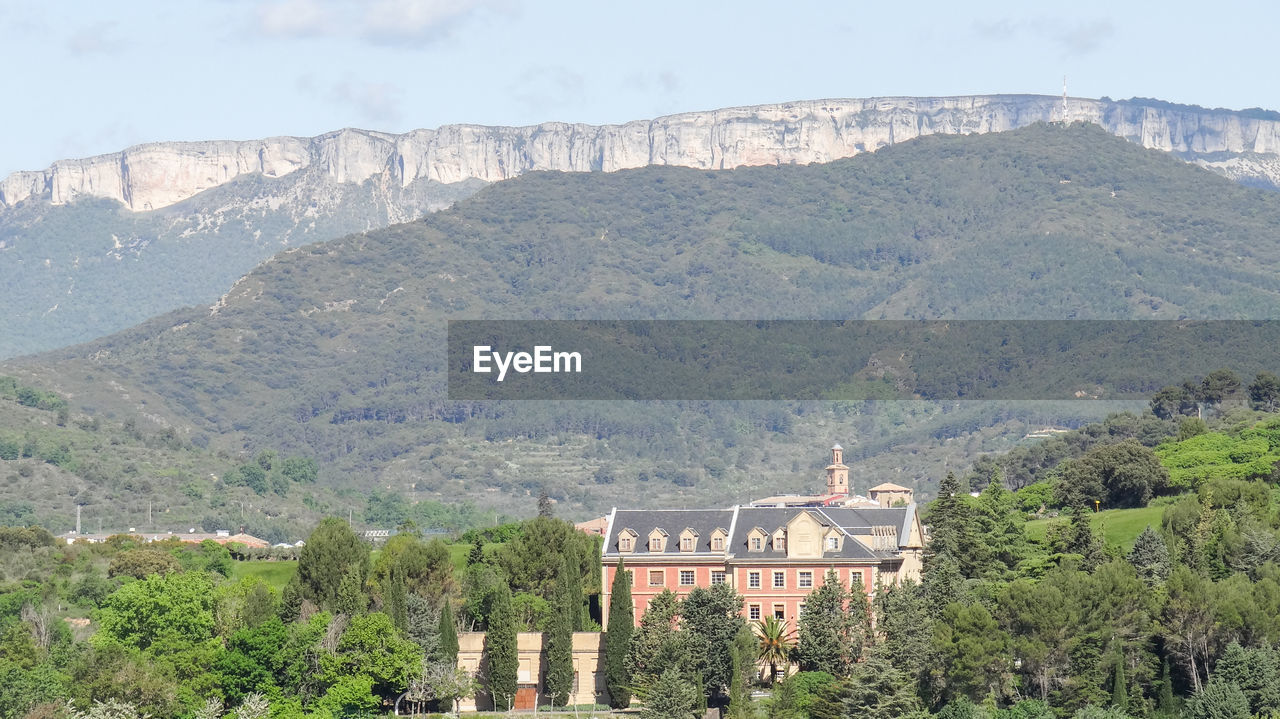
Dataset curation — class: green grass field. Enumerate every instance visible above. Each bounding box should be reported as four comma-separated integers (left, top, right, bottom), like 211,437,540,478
230,560,298,591
1025,503,1168,551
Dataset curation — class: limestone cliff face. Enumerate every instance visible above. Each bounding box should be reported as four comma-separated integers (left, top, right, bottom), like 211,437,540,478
5,95,1280,211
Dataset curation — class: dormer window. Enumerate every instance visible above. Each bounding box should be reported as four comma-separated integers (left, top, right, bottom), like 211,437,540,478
617,528,637,553
826,535,839,551
648,528,669,553
747,527,767,552
752,537,763,551
679,528,699,553
710,528,728,552
772,529,787,552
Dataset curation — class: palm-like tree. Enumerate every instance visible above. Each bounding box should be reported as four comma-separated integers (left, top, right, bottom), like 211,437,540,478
755,615,796,684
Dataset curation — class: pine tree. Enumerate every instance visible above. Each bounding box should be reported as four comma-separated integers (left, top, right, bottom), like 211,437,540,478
335,565,368,616
628,590,682,695
280,577,303,623
485,584,518,711
438,597,459,665
795,569,856,676
296,517,369,611
544,557,576,707
1128,525,1172,585
1214,642,1280,716
921,553,965,618
467,538,485,566
1186,678,1250,719
640,667,700,719
605,559,634,708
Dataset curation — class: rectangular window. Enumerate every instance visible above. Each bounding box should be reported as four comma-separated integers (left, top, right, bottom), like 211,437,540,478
798,571,813,588
775,535,786,552
773,571,786,589
680,570,695,586
748,604,761,621
826,536,839,550
851,571,864,591
712,537,724,551
773,604,785,620
748,571,761,589
649,570,664,587
710,571,726,585
751,537,763,551
681,537,694,552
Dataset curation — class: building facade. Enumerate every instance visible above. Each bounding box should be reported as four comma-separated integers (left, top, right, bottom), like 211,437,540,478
600,445,925,629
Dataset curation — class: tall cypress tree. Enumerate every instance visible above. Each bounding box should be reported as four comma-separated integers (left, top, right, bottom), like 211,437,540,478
545,557,576,707
385,566,408,631
727,625,756,718
605,559,634,708
438,597,459,665
485,584,518,711
564,540,586,632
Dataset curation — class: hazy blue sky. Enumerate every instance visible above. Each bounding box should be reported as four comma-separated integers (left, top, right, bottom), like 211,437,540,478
3,0,1275,175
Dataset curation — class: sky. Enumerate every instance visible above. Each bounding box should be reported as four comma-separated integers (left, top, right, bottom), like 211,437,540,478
2,0,1277,176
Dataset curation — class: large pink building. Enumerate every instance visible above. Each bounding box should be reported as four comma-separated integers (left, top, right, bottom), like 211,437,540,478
600,445,926,629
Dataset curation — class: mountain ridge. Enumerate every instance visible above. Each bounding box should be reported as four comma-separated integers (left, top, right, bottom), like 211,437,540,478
8,94,1280,213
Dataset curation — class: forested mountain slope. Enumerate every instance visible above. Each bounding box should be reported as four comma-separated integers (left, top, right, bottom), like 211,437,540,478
8,123,1280,521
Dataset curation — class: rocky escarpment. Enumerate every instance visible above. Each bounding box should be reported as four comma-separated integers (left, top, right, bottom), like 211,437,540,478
6,95,1280,212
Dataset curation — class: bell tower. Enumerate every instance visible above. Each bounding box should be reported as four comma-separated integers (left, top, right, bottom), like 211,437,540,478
825,443,849,496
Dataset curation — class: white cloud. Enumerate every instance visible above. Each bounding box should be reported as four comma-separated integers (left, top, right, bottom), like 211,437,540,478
331,81,404,124
973,16,1115,57
252,0,513,44
67,21,120,55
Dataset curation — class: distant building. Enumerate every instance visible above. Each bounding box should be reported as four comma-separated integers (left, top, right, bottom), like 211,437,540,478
600,444,925,629
60,530,269,549
454,632,606,711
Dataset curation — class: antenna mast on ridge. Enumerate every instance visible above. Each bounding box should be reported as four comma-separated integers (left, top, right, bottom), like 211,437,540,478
1060,75,1069,123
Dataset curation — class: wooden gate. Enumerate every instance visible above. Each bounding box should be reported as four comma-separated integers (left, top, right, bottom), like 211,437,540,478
514,686,537,710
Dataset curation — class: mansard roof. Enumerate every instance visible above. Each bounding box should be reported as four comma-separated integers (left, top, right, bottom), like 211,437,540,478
604,509,735,556
603,504,918,559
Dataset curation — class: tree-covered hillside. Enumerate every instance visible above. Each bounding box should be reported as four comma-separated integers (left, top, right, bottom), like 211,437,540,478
9,123,1280,522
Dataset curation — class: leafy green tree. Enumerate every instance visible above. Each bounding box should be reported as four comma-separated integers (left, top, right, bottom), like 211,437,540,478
1185,677,1250,719
314,674,380,716
215,616,288,703
369,534,454,603
680,583,746,699
107,549,182,579
605,560,634,708
296,518,369,611
322,611,421,703
280,456,318,483
92,572,218,653
544,557,575,707
1055,440,1169,510
640,666,700,719
496,515,593,600
1127,526,1171,585
484,584,518,711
